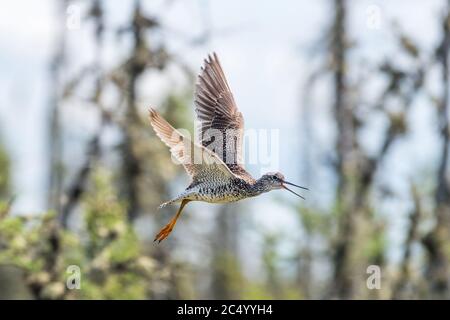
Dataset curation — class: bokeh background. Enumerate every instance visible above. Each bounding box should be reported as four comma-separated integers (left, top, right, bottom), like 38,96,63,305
1,0,450,299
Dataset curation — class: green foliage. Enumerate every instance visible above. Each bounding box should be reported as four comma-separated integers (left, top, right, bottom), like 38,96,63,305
0,143,10,197
0,169,171,299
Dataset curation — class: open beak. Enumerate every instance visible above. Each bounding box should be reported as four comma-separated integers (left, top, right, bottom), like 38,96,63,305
283,181,308,190
281,181,308,200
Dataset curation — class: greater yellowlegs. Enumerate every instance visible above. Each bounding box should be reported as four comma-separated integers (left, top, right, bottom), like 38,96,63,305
149,53,307,242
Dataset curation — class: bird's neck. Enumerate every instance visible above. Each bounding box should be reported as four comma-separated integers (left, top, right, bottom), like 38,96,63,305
248,177,271,197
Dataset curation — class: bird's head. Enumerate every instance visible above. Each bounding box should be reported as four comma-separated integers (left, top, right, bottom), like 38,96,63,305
258,172,308,199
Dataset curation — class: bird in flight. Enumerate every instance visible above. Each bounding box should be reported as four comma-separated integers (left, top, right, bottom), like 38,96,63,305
149,53,307,242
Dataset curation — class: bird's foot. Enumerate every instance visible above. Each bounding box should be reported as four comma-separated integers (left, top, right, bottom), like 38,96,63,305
154,222,174,243
154,199,189,243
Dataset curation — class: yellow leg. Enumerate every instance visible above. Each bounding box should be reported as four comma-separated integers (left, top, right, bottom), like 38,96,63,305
154,199,190,243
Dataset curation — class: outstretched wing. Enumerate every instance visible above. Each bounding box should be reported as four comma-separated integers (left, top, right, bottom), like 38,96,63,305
194,53,247,178
149,108,237,183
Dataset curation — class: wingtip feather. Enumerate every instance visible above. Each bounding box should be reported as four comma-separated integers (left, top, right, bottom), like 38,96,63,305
148,107,159,122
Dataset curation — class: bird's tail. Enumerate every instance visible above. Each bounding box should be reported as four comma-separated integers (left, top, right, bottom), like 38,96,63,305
157,198,181,210
158,190,194,209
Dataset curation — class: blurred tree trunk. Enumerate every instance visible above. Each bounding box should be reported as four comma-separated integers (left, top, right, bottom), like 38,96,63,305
262,234,283,299
59,0,104,227
47,0,68,212
392,185,422,299
210,206,242,299
328,0,395,299
296,227,316,298
329,0,358,299
118,1,169,221
423,0,450,298
120,2,145,221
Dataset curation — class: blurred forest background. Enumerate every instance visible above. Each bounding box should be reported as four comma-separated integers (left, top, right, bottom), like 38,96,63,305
1,0,450,299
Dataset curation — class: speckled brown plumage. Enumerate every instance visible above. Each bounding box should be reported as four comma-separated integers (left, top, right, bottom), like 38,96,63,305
149,53,307,243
